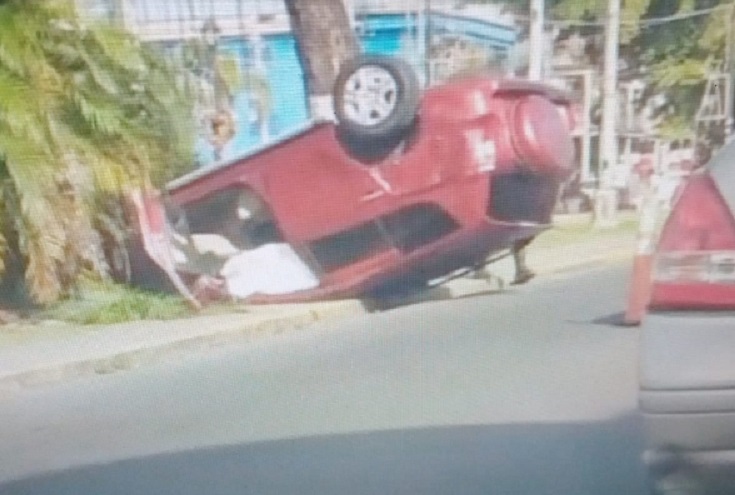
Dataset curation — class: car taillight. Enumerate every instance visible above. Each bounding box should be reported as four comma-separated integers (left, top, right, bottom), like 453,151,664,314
650,174,735,309
509,95,575,177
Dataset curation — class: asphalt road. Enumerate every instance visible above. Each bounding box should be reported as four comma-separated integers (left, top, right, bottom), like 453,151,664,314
0,262,648,495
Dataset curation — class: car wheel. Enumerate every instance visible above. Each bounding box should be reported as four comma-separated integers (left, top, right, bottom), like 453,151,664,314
333,55,420,145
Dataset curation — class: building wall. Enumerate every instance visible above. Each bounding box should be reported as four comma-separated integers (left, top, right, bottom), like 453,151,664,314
76,1,518,165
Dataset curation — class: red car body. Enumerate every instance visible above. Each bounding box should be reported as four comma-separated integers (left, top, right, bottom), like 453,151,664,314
144,77,575,304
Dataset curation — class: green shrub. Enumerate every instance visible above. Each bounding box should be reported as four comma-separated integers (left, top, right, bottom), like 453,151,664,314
44,281,190,325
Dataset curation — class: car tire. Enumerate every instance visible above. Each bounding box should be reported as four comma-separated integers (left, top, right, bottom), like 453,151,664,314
333,55,420,145
335,125,413,163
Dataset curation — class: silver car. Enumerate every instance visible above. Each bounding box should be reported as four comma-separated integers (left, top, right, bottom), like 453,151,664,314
640,139,735,494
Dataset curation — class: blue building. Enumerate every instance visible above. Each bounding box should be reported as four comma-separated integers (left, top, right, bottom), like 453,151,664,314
75,1,518,165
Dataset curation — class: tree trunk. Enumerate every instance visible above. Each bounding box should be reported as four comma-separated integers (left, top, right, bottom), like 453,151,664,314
284,0,359,121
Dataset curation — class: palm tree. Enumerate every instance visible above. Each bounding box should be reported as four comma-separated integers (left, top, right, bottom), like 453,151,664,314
0,0,194,304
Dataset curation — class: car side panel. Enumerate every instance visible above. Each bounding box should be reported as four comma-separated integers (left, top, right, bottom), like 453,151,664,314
640,312,735,391
643,411,735,451
641,313,735,454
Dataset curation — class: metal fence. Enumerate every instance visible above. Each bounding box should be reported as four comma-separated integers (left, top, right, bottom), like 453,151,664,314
131,0,285,23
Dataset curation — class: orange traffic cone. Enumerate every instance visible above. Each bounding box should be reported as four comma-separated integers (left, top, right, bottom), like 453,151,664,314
624,190,658,326
624,252,653,326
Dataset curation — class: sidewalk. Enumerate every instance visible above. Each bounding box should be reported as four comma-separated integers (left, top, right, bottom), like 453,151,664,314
0,213,637,393
0,301,365,393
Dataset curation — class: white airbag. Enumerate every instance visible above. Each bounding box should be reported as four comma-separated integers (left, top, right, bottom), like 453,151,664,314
220,243,319,298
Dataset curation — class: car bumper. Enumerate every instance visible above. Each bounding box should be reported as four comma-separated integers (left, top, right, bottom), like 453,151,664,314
640,311,735,482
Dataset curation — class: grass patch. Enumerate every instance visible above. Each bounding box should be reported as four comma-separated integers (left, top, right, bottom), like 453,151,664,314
535,212,639,250
43,281,192,325
41,279,251,326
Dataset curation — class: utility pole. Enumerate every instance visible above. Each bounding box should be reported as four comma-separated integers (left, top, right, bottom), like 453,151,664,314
580,69,593,184
528,0,545,80
596,0,621,227
725,3,734,140
424,0,432,86
284,0,359,121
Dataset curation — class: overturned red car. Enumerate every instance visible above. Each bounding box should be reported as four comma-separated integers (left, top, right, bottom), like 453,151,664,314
129,56,576,305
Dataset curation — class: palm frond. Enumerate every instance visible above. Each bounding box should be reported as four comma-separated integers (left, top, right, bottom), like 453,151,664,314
72,92,125,136
79,50,121,96
89,26,146,74
0,18,38,77
0,0,195,304
0,134,56,192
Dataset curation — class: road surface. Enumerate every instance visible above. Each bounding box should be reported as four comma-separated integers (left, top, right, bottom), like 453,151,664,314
0,263,648,495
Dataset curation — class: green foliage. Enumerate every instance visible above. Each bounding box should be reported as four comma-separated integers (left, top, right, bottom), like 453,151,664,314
551,0,651,42
620,0,654,42
657,114,698,139
41,278,250,325
534,211,638,250
551,0,731,136
638,1,728,135
0,0,195,304
44,280,189,325
651,57,709,87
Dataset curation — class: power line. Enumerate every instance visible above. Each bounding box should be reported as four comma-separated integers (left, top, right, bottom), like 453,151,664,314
639,3,731,27
514,2,733,28
528,0,545,79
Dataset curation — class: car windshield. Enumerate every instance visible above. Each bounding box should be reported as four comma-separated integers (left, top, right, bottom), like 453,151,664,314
0,1,732,494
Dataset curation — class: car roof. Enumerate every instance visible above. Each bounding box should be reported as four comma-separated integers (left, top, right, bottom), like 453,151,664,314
166,121,322,192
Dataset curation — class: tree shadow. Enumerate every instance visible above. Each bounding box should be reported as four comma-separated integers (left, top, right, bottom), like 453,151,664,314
3,415,649,495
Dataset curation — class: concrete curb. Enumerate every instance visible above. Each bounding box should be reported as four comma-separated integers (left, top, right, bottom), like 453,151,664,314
0,239,635,393
0,301,366,393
